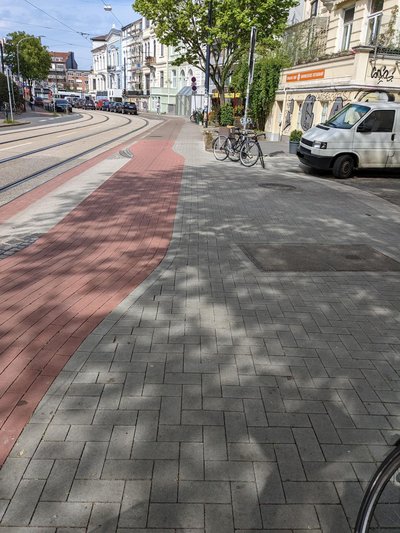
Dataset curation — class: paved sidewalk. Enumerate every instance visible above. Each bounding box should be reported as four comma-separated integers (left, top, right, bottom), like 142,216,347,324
1,119,400,531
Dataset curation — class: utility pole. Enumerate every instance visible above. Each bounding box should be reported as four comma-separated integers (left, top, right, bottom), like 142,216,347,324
0,38,4,74
243,26,257,130
203,0,212,128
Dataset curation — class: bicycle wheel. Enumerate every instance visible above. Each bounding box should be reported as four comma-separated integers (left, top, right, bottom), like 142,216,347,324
240,140,261,167
213,135,230,161
355,444,400,532
227,139,241,162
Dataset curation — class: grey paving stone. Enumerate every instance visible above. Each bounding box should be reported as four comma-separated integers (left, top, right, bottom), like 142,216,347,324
119,480,151,528
254,462,285,504
101,459,153,479
23,459,54,479
43,424,69,441
31,502,91,527
8,423,47,459
284,481,338,504
205,503,234,533
275,444,306,481
182,384,202,409
147,503,204,528
151,460,178,502
69,480,124,502
179,480,231,503
93,410,137,426
135,410,159,441
51,410,95,425
203,397,243,411
179,442,204,480
304,461,357,481
260,504,320,529
132,442,179,460
293,427,325,462
159,396,181,424
158,424,202,442
232,482,262,529
76,442,108,479
315,504,351,532
87,502,119,532
228,443,275,462
0,458,29,499
205,461,254,481
1,479,45,526
225,412,249,442
204,426,227,460
107,426,135,459
181,409,223,426
41,460,79,501
34,442,84,460
66,383,104,396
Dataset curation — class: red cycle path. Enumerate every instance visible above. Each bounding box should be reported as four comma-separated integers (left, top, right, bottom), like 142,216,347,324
0,121,184,465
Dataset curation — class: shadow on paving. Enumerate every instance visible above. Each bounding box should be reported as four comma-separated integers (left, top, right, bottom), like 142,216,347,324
1,122,400,531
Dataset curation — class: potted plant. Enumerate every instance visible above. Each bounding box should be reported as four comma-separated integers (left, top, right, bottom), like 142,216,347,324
289,129,302,154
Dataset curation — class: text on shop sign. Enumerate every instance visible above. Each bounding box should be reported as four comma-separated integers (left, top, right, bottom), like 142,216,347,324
286,69,325,83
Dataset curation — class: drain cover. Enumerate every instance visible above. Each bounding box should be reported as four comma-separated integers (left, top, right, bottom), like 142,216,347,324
258,183,296,191
240,244,400,272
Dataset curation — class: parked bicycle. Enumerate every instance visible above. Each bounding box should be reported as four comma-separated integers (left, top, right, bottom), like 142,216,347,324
212,133,231,161
240,131,266,168
355,440,400,532
190,109,203,124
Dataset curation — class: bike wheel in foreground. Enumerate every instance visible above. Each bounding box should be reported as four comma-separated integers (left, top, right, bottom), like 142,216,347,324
355,445,400,532
213,135,230,161
240,140,261,167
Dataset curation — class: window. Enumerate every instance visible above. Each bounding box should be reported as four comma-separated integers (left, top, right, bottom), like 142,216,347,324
310,0,318,17
171,69,176,88
153,40,156,57
160,70,164,88
145,18,150,28
341,7,355,50
358,110,395,132
367,0,384,45
327,103,370,129
160,44,164,57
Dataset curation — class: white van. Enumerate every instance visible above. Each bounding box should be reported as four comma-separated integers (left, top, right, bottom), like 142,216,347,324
297,102,400,178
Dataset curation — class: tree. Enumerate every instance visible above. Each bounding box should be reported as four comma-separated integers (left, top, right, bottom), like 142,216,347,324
0,72,23,109
4,32,51,94
132,0,296,106
232,50,289,129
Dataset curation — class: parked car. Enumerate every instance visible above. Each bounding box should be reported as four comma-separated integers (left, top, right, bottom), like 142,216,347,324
34,96,44,107
110,102,123,113
121,102,138,115
297,101,400,179
84,100,96,110
96,99,108,110
54,99,70,113
101,101,111,111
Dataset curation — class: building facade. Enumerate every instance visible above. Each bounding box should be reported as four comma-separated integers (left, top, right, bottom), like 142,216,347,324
90,17,204,115
66,69,90,94
267,0,400,139
47,51,78,90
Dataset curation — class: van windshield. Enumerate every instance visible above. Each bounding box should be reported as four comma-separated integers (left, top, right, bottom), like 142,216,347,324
324,104,370,129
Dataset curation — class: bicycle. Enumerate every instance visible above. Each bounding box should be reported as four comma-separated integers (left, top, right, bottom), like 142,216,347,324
239,131,266,168
225,127,257,162
190,109,203,124
212,134,231,161
355,440,400,532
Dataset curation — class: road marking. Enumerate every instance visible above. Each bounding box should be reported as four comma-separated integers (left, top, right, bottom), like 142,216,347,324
0,142,32,152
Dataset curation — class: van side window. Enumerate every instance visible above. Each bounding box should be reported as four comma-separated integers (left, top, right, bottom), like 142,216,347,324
359,110,395,132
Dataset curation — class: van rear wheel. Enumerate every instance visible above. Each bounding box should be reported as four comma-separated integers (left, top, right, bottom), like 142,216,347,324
332,155,355,179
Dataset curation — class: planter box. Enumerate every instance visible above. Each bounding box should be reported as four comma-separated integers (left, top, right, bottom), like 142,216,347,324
289,141,300,154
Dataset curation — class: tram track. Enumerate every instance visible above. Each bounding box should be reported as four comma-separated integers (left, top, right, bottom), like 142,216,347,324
0,116,150,195
0,112,97,145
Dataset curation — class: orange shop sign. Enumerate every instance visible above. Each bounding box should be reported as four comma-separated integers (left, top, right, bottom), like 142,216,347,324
286,69,325,83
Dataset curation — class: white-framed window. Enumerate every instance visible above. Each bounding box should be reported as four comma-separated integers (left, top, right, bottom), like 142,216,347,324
160,44,164,57
341,6,355,50
171,69,177,88
160,70,164,88
153,40,156,57
367,0,384,45
321,102,329,123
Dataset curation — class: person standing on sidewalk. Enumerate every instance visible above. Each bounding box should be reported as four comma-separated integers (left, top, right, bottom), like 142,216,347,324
156,100,160,115
29,96,34,111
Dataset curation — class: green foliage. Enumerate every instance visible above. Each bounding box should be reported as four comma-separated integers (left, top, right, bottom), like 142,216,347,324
4,32,51,86
232,51,288,130
289,129,302,142
133,0,296,104
0,72,23,108
219,103,234,126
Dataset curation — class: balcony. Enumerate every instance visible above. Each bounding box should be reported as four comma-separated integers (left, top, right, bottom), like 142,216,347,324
283,16,329,66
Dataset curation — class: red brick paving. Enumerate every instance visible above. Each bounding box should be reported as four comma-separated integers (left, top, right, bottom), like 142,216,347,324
0,119,184,464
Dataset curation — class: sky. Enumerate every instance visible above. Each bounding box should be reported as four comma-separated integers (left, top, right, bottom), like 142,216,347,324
0,0,141,70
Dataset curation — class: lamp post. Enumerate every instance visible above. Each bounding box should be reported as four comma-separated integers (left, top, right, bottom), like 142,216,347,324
204,0,212,128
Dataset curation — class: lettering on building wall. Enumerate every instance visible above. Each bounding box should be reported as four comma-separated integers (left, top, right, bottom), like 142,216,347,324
316,92,351,102
286,69,325,83
301,94,316,131
370,64,396,84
